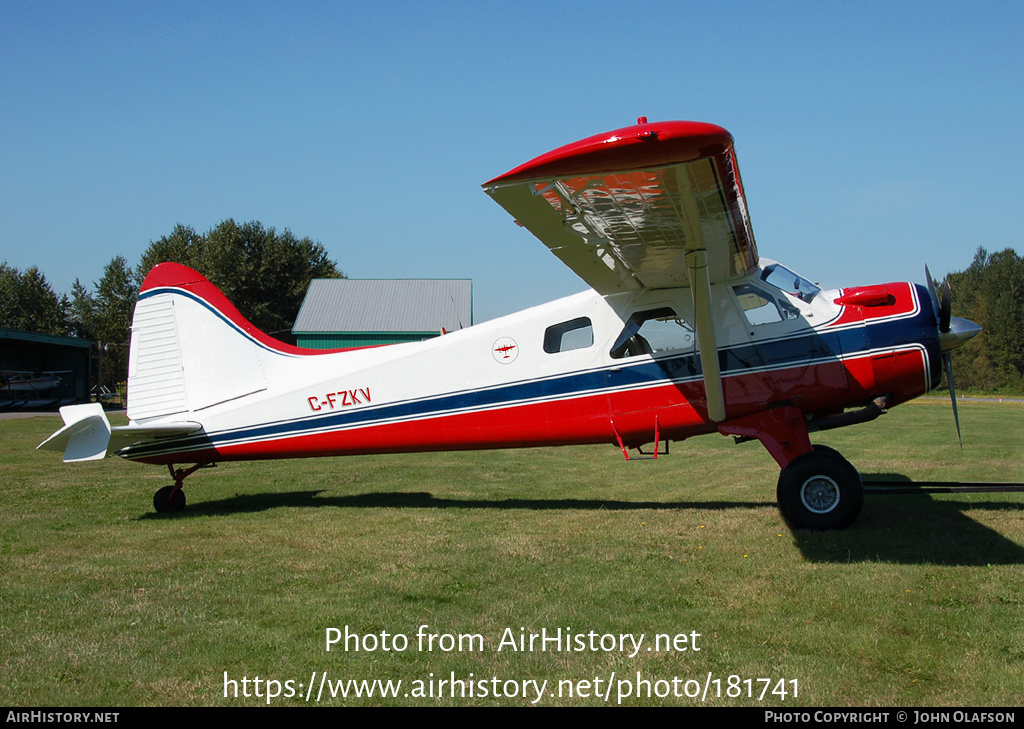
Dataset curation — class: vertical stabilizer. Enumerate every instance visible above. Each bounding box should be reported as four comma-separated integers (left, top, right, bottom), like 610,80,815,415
127,264,271,421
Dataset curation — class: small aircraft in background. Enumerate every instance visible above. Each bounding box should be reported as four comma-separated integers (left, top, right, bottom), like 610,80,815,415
1,370,62,392
2,370,68,409
38,119,981,529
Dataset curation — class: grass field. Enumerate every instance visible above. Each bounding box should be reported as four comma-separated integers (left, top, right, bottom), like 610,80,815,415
3,400,1024,706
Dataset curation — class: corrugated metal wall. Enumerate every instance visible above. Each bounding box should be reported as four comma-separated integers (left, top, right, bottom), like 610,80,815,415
295,331,440,349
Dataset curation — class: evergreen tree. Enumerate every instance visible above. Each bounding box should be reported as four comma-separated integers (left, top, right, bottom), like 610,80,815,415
137,219,342,337
70,256,138,391
0,263,69,335
946,247,1024,393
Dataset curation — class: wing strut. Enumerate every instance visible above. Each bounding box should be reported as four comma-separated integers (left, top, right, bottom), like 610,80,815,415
686,249,726,422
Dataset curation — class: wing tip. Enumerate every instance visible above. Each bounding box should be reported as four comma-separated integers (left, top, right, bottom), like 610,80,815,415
483,120,733,186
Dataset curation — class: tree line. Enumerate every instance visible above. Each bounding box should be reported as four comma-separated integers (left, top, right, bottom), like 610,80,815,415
1,219,342,389
3,233,1022,396
946,247,1024,394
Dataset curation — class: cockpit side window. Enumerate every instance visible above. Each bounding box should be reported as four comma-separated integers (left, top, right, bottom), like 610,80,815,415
610,307,694,359
543,317,594,353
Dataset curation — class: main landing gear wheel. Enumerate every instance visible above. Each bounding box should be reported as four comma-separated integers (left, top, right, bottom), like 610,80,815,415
776,450,863,530
153,485,186,513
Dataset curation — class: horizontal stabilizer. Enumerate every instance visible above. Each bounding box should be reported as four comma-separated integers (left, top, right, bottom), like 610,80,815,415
37,404,111,462
109,421,202,454
38,403,201,463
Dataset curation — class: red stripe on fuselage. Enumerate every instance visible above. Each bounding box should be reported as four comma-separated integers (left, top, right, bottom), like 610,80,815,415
132,347,928,465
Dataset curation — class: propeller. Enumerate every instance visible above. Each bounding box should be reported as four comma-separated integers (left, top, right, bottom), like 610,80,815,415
925,265,982,447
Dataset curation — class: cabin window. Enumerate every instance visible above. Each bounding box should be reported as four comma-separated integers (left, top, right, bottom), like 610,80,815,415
543,317,594,353
610,308,694,359
734,284,800,326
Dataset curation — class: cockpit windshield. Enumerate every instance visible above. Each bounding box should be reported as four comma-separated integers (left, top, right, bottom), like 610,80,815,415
760,261,821,303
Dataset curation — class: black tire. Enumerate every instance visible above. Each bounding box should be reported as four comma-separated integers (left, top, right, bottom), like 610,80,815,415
153,485,186,513
812,444,841,459
776,451,863,530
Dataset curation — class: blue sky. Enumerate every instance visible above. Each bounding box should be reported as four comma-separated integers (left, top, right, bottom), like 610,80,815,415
2,1,1021,323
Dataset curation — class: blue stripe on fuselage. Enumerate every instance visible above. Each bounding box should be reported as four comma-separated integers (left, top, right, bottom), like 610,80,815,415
121,290,940,459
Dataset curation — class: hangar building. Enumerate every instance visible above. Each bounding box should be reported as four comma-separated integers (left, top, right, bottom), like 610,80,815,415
0,328,92,406
292,278,473,350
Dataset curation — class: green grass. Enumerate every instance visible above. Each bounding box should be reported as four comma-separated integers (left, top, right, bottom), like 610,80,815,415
2,400,1024,706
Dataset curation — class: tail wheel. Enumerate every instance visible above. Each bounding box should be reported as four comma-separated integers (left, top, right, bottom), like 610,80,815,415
152,463,212,513
777,450,863,530
153,485,186,513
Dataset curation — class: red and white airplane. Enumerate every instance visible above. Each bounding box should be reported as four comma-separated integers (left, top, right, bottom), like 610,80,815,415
39,119,981,529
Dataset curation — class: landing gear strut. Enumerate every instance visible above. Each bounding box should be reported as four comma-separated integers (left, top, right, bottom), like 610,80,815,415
152,463,212,513
718,406,865,530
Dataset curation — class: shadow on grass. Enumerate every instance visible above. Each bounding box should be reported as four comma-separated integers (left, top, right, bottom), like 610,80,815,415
789,472,1024,565
141,489,770,517
140,482,1024,565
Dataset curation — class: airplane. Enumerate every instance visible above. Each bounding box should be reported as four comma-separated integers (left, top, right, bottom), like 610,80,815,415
2,370,68,409
2,370,64,392
37,118,982,529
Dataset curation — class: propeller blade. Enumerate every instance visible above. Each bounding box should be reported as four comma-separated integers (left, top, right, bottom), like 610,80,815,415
925,264,940,319
940,279,952,334
924,264,953,333
927,265,973,447
944,352,962,449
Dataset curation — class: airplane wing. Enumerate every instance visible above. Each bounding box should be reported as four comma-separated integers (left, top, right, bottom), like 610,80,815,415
484,120,759,423
483,119,758,295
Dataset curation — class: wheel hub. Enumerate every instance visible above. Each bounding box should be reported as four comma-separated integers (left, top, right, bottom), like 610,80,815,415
800,475,840,514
